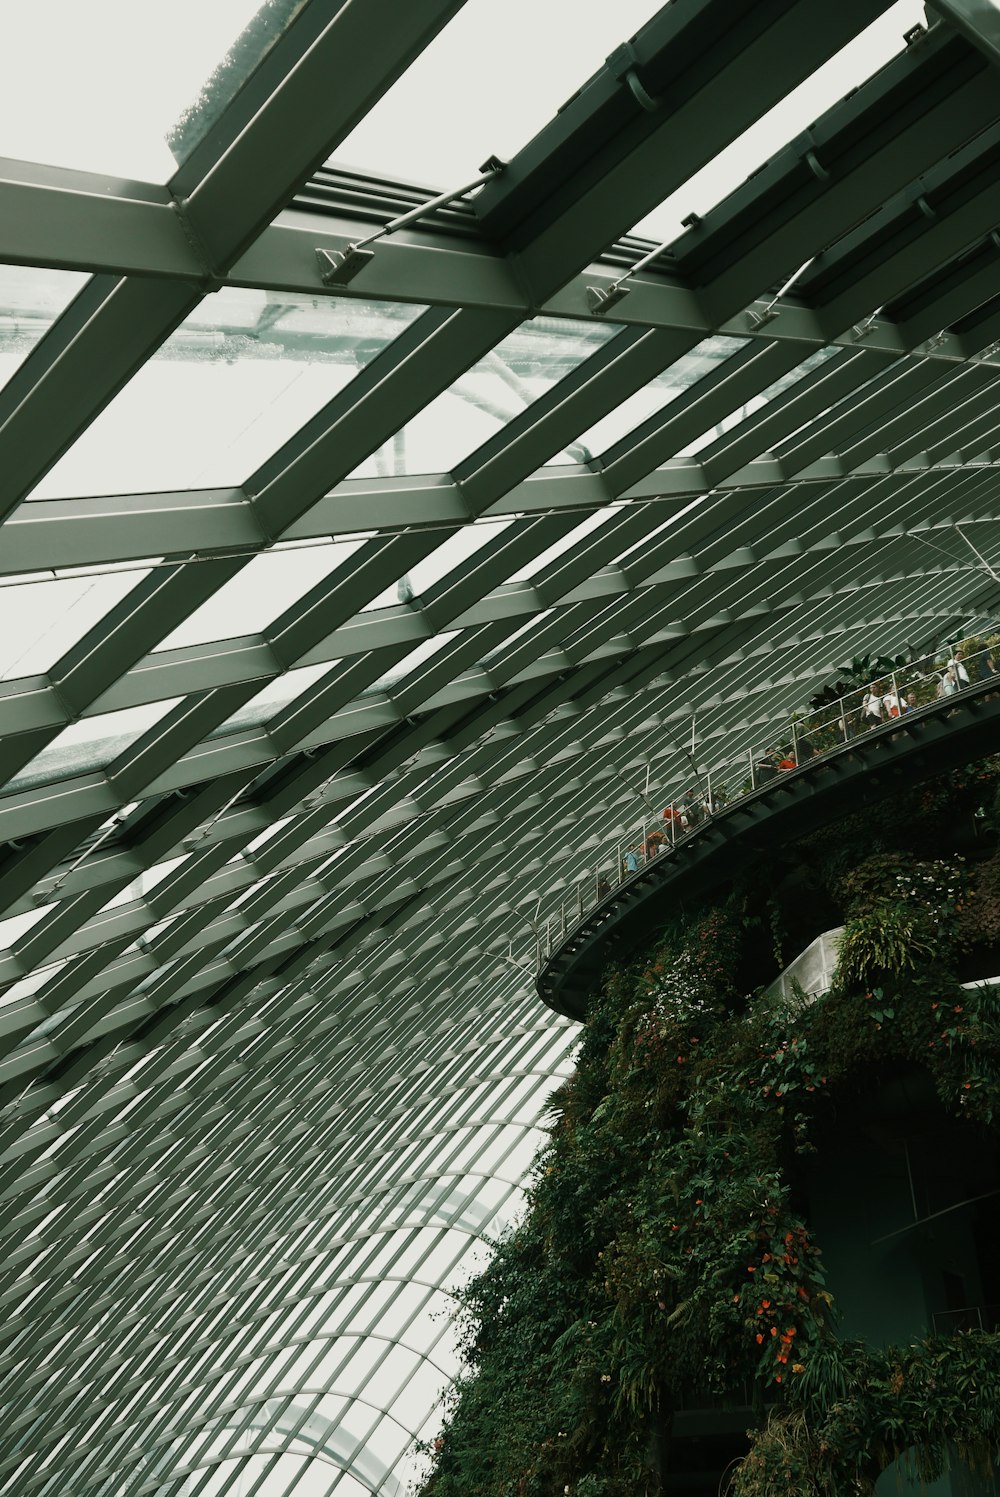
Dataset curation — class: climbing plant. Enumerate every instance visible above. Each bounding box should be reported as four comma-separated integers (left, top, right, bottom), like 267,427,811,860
417,760,1000,1497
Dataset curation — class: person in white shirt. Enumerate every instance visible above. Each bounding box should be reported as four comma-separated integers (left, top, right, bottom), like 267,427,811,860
947,648,970,685
861,685,883,727
882,688,901,719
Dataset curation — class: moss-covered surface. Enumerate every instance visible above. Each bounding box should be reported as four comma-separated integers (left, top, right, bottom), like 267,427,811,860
418,760,1000,1497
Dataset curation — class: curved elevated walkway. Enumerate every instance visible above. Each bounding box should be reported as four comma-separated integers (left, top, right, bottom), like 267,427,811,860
538,682,1000,1020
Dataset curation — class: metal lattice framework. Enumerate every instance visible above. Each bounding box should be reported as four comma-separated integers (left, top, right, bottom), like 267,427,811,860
2,1,1000,1493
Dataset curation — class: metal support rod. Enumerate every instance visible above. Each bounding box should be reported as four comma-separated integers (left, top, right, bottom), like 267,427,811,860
955,523,1000,584
749,747,756,790
45,808,133,896
747,256,816,330
706,769,713,815
318,158,504,285
585,235,675,314
790,717,798,764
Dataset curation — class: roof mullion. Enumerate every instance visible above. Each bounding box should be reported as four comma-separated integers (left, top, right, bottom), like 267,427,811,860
480,0,890,302
454,325,703,510
246,305,511,539
0,277,202,528
775,357,955,473
172,0,468,273
687,27,996,326
599,337,807,495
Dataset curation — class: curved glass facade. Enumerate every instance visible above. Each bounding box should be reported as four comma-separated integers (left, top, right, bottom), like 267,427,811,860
0,1,999,1492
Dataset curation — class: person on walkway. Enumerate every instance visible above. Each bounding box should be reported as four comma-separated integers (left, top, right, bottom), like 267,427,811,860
683,790,702,828
861,684,883,727
882,685,901,719
756,749,779,784
949,648,971,685
662,804,687,835
939,666,960,698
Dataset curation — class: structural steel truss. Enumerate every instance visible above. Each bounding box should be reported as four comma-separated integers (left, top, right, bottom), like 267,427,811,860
1,2,1000,1493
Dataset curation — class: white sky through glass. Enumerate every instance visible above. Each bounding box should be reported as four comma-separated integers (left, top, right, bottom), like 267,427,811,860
0,2,270,180
331,0,926,246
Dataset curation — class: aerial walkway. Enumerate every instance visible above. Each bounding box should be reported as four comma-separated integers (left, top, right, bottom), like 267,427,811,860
536,659,1000,1020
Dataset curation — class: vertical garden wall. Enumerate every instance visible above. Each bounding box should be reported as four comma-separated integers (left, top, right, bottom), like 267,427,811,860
418,759,1000,1497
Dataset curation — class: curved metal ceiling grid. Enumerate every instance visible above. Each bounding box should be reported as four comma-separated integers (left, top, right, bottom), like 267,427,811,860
1,0,1000,1492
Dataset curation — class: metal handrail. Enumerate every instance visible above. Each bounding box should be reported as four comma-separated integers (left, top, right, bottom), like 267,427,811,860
534,643,999,971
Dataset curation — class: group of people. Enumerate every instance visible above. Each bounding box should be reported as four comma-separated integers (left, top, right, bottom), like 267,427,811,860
613,641,998,883
621,790,717,872
861,647,984,721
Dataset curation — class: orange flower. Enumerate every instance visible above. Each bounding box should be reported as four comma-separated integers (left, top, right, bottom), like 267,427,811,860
756,1333,763,1344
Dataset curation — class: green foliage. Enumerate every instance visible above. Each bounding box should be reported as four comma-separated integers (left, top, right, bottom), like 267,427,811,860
735,1334,1000,1497
836,652,910,684
418,763,1000,1497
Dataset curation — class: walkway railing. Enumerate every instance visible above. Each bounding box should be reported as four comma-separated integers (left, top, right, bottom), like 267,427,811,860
534,643,998,971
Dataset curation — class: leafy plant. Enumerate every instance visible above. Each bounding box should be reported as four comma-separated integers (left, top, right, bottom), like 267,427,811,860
418,759,1000,1497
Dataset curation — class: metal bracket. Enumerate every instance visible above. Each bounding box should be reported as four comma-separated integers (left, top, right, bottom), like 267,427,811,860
606,43,666,112
745,256,817,332
851,309,881,341
586,282,632,315
316,245,375,286
315,158,504,287
791,131,830,183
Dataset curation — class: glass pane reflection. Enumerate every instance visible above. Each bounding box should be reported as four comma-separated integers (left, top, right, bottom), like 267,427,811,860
0,2,295,182
572,334,748,456
30,291,426,500
0,263,88,399
0,563,158,680
681,345,842,456
6,698,183,793
351,317,618,479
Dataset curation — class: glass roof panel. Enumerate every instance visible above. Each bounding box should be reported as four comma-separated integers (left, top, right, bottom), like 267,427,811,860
0,264,89,394
5,699,183,793
507,508,620,583
614,496,706,564
631,0,926,242
385,520,515,608
480,609,555,662
211,663,336,737
30,291,426,500
680,345,842,457
330,0,673,188
366,633,459,695
0,2,300,181
0,563,157,680
155,541,366,651
350,317,619,478
570,334,748,458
